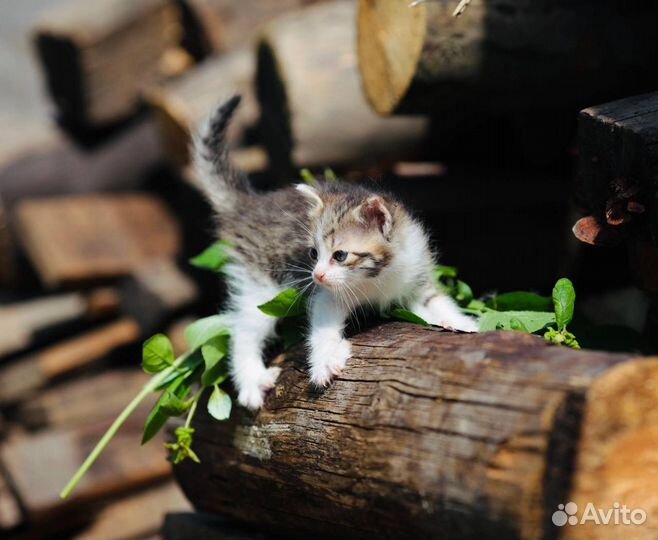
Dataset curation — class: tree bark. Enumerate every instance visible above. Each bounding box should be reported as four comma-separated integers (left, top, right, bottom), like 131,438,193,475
175,323,658,540
33,0,184,127
357,0,658,115
257,1,428,178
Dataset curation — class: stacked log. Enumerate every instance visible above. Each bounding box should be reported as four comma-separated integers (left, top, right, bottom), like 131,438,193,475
257,1,429,177
176,323,658,540
146,48,260,170
33,0,186,128
357,0,658,115
179,0,326,57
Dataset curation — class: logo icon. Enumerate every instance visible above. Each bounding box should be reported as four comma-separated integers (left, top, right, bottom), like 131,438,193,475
552,502,579,526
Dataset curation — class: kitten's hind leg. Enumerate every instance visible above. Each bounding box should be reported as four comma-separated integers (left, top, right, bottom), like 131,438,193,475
410,285,479,333
230,285,281,410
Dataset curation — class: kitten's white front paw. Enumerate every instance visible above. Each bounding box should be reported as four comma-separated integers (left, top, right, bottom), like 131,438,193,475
236,365,281,411
309,338,351,388
443,315,479,333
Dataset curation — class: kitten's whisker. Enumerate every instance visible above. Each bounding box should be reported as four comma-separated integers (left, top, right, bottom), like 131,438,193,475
352,282,377,314
343,281,368,326
285,276,313,288
337,281,362,330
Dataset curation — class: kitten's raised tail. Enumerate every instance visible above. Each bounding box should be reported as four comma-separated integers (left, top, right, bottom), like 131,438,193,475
194,95,250,212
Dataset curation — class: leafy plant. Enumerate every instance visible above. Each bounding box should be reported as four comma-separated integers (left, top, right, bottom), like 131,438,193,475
542,278,580,349
61,241,586,499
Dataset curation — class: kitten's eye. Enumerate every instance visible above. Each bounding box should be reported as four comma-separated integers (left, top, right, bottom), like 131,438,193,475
309,247,318,260
332,250,348,262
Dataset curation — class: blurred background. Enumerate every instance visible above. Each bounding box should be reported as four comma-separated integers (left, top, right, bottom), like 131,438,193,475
0,0,655,538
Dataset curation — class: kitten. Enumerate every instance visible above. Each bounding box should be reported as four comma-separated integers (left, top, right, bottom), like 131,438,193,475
195,96,478,410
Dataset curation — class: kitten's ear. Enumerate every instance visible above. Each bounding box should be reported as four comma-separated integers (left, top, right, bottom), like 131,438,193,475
295,184,324,216
356,196,392,238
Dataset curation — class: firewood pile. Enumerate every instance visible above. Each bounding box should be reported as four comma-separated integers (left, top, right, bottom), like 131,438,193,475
0,1,656,539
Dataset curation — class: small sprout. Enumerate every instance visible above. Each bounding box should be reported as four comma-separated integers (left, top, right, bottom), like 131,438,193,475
165,427,201,465
323,168,337,182
299,169,315,185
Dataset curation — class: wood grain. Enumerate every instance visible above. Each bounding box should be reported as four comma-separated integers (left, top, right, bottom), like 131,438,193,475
14,194,181,287
175,323,658,540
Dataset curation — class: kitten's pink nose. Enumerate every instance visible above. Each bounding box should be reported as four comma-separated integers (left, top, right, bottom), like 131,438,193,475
313,271,326,283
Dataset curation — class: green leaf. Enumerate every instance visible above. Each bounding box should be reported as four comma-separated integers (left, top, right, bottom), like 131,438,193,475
323,168,337,182
201,334,230,386
433,265,458,281
142,374,193,444
479,310,556,333
454,280,473,306
207,386,232,421
159,390,191,416
553,278,576,330
141,402,170,445
258,288,306,318
509,317,530,333
189,241,231,272
154,352,203,391
142,334,175,374
184,315,231,351
389,308,429,326
462,299,489,315
299,169,315,185
486,292,552,312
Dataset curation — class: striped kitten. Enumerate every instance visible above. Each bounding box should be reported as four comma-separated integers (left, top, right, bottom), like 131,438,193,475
195,96,477,410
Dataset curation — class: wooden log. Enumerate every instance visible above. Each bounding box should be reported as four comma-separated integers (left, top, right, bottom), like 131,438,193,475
573,93,657,291
14,194,181,288
74,481,190,540
0,288,120,359
256,1,428,178
180,0,325,58
16,369,149,430
0,117,162,208
1,406,170,526
175,323,658,540
33,0,185,127
146,48,259,169
0,261,197,405
357,0,658,115
0,321,141,406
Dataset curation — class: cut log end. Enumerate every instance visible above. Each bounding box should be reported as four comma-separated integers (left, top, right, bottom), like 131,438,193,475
357,0,426,115
565,359,658,540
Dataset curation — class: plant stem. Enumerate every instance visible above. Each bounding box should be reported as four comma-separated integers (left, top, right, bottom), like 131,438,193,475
184,390,203,429
59,354,189,499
